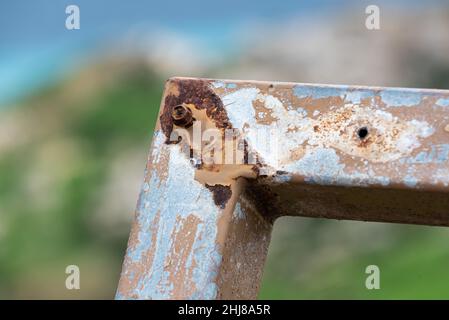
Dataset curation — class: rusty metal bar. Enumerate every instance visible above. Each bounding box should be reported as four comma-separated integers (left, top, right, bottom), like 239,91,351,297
116,78,449,299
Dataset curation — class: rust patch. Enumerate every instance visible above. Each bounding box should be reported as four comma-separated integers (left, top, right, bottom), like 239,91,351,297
358,135,374,148
205,184,232,209
216,197,273,299
160,78,232,142
172,104,194,128
253,99,278,124
118,78,449,300
117,210,161,299
166,214,201,299
244,181,281,222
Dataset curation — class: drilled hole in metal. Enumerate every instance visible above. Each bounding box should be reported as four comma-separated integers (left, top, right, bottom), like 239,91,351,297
357,127,368,139
357,127,369,139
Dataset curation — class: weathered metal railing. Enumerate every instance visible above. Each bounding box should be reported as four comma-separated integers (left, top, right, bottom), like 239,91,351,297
116,78,449,299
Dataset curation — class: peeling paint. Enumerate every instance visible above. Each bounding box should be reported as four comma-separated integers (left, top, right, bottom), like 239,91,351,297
403,175,418,188
436,98,449,107
118,78,449,301
281,147,390,186
222,86,435,187
118,131,223,299
293,85,347,100
380,89,422,107
401,144,449,164
293,85,376,105
205,184,232,209
232,202,246,220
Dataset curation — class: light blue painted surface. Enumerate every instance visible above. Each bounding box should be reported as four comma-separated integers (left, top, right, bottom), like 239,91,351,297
117,131,223,299
380,89,423,107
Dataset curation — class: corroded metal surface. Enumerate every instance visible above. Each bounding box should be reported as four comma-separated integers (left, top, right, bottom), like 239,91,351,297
117,77,449,300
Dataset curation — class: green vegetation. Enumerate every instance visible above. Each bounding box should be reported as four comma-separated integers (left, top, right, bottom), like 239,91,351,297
1,60,449,299
260,218,449,299
0,62,163,298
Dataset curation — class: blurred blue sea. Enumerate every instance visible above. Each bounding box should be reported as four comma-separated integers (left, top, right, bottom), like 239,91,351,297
0,0,430,106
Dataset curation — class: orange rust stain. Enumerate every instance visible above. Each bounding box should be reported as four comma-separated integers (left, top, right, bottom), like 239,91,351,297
290,146,306,161
160,78,231,142
165,214,201,299
117,211,161,298
287,126,300,133
216,196,273,299
252,99,278,125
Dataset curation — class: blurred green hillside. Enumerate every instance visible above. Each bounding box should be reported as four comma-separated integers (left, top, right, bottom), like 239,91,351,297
261,218,449,299
1,58,449,299
0,59,163,298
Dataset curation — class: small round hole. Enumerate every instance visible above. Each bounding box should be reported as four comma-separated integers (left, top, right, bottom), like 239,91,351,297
357,127,369,139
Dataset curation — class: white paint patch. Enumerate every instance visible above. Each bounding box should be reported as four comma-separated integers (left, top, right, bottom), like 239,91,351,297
127,132,223,299
221,87,435,186
432,168,449,187
222,88,434,165
436,98,449,107
233,202,246,220
281,147,390,186
212,81,225,89
151,130,166,164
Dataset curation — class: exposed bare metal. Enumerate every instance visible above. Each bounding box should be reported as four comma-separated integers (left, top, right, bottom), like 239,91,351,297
117,77,449,300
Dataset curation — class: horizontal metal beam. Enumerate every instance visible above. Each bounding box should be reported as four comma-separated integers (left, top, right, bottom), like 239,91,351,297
117,78,449,299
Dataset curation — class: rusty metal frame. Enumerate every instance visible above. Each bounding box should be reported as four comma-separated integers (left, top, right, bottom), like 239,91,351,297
116,77,449,299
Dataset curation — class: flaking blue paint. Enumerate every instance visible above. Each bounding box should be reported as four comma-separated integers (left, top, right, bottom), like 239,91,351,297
212,81,225,88
401,144,449,164
288,147,344,185
120,132,223,300
126,174,160,263
293,86,348,100
404,175,418,188
345,90,374,104
293,85,378,105
282,147,390,187
233,202,246,220
380,89,422,107
436,98,449,107
273,173,293,183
